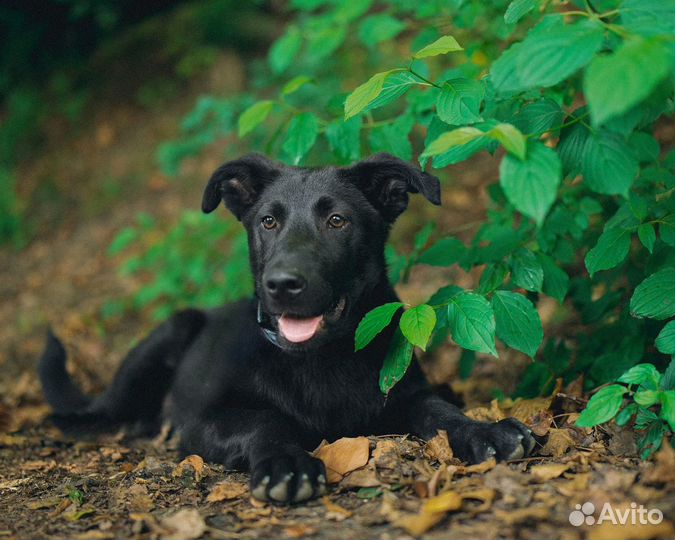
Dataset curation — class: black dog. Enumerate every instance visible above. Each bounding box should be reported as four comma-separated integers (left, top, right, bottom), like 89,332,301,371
39,153,534,503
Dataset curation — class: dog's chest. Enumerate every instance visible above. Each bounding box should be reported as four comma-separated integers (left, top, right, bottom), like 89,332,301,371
255,355,385,437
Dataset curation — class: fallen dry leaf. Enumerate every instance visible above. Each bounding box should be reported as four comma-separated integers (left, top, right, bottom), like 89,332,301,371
587,519,675,540
127,483,155,512
320,496,352,521
314,437,370,483
20,459,56,471
643,439,675,485
284,524,318,538
509,397,554,433
424,430,453,463
172,455,205,482
556,472,590,496
460,488,495,512
494,506,550,525
0,478,30,491
340,464,379,488
394,511,445,536
160,508,206,540
458,458,496,475
422,491,463,513
465,399,505,422
206,480,248,502
540,428,576,458
373,439,399,469
530,463,569,482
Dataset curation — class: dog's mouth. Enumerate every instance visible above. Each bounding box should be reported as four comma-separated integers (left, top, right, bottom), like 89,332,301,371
276,295,347,344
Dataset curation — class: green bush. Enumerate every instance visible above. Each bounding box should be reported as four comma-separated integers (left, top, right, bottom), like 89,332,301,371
118,0,675,455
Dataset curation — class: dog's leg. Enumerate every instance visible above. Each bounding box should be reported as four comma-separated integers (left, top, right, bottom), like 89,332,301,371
392,391,535,463
180,409,326,503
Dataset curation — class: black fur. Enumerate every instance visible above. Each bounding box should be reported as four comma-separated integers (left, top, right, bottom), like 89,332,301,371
39,153,534,504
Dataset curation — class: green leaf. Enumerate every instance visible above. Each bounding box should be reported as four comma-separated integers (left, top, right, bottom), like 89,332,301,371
399,304,437,351
489,123,527,160
436,78,483,125
630,268,675,320
584,38,674,126
510,248,544,292
368,115,413,161
355,302,404,351
281,113,319,165
634,390,659,407
422,127,484,157
423,118,498,168
620,0,675,37
536,253,570,303
413,222,435,251
518,19,604,90
268,25,302,75
491,17,604,93
656,321,675,354
477,263,509,295
584,227,631,277
345,70,403,120
616,403,638,426
499,141,561,226
447,292,497,357
576,384,628,427
660,390,675,431
357,14,405,48
513,98,563,135
325,117,362,163
638,223,656,254
629,132,660,163
413,35,463,58
504,0,538,24
379,328,414,394
662,358,675,391
238,100,274,138
558,110,590,177
618,363,661,389
108,227,137,256
581,133,638,197
281,76,314,96
417,237,466,267
492,290,543,358
364,71,420,113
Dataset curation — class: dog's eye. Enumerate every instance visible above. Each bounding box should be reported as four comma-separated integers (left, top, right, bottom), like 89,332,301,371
328,214,346,229
261,216,277,230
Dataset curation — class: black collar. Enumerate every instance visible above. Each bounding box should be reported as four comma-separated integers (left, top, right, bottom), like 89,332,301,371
257,301,282,348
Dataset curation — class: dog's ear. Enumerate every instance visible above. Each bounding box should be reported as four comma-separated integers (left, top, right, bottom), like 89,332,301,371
344,153,441,222
202,154,280,220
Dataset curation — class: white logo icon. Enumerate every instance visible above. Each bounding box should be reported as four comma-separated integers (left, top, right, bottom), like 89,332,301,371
569,502,596,526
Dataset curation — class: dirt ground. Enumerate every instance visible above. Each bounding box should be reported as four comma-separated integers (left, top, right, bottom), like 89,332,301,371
1,50,674,540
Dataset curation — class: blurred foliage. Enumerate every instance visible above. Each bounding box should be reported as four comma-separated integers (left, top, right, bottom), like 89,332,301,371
0,0,270,246
105,211,252,321
116,0,675,454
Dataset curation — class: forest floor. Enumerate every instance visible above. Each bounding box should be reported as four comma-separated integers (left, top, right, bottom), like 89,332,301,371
1,37,674,540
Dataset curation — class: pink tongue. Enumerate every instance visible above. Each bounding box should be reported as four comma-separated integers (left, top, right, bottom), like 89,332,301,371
278,314,323,343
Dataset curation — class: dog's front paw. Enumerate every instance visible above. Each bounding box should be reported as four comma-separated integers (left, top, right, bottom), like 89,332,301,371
455,418,535,464
250,453,326,503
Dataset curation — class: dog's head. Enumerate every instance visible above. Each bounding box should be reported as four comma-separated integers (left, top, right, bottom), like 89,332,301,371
202,153,440,352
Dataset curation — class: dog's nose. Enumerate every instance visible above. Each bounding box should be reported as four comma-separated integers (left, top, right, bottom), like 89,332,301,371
265,271,307,299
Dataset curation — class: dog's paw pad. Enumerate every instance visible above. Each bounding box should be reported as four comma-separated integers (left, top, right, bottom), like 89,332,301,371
293,473,313,502
251,475,270,501
250,454,326,504
269,473,293,502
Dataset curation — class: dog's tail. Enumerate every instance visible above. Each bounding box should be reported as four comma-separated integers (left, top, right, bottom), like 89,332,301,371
39,330,92,414
38,309,207,436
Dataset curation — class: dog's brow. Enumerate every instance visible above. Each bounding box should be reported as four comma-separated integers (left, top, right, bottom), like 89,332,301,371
314,196,335,216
